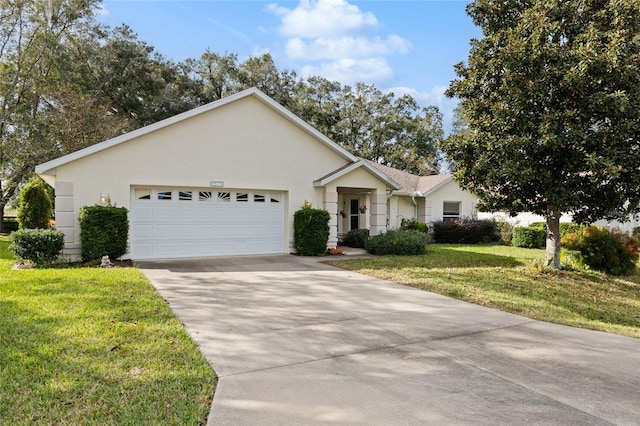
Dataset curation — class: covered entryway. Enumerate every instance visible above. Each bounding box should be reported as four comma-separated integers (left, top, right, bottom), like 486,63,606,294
130,187,285,259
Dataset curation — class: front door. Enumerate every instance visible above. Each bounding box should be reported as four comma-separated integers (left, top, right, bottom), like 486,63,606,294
350,199,360,230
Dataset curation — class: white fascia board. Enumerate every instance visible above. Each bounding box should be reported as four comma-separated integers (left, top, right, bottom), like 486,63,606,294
36,87,358,175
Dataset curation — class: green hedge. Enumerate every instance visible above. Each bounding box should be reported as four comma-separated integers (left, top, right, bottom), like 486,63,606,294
400,218,428,233
529,222,586,239
2,218,19,233
79,206,129,262
9,228,65,265
293,205,330,256
512,226,545,248
365,229,428,255
494,221,514,245
432,218,499,244
342,228,370,248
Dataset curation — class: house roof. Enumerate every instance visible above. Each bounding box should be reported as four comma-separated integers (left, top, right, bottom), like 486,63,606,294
365,160,453,196
36,87,359,176
314,160,402,190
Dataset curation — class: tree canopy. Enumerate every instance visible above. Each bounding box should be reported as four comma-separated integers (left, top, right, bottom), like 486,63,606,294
443,0,640,267
0,2,444,232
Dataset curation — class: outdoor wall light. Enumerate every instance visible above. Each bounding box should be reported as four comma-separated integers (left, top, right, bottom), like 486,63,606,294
99,193,110,206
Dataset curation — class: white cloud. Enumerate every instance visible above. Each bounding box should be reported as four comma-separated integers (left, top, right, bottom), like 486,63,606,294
267,0,378,38
286,35,411,60
268,0,412,86
301,58,394,85
386,86,459,134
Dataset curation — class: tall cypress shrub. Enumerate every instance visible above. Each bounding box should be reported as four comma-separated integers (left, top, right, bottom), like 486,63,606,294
294,203,330,256
17,177,53,229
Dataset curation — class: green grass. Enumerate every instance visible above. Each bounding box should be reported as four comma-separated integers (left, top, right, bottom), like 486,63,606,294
328,244,640,339
0,235,216,425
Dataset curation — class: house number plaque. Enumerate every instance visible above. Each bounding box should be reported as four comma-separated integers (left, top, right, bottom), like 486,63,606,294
210,181,225,187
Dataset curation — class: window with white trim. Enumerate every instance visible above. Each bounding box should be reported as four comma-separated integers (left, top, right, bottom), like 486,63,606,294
443,202,461,222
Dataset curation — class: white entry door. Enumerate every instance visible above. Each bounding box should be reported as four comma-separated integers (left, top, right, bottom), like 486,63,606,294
130,187,285,259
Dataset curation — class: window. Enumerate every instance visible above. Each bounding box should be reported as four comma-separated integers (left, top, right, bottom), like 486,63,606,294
443,202,461,222
254,194,266,203
218,192,231,202
199,191,213,202
135,189,151,200
179,191,192,201
350,199,360,230
236,193,248,202
157,191,172,201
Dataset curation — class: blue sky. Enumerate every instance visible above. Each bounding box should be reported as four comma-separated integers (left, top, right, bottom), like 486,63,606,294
98,0,482,132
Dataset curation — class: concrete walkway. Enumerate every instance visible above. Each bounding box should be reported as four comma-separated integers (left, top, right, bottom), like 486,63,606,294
138,255,640,425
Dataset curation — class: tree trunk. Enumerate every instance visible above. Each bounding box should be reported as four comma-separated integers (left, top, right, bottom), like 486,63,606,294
0,201,5,234
546,210,561,268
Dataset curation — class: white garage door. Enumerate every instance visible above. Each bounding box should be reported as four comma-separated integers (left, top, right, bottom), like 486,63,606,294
130,187,285,259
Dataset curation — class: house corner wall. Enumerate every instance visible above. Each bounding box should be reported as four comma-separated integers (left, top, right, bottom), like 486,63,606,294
54,181,81,260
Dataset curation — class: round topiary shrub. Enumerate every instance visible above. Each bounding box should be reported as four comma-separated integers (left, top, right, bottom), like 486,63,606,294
9,228,65,265
293,203,330,256
17,177,53,229
365,229,428,255
562,226,638,275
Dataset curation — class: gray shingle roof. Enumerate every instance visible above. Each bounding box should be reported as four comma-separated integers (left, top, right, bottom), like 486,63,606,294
365,160,452,195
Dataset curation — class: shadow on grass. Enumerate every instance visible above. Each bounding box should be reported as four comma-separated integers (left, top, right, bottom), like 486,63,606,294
333,246,527,270
0,274,215,424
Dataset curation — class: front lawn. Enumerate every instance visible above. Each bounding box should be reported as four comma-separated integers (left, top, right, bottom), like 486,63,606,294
0,235,216,424
329,244,640,339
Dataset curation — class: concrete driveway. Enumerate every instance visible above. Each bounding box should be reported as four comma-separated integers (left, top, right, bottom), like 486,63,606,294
138,255,640,425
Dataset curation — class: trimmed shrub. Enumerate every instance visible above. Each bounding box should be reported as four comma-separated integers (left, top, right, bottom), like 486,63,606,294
432,218,499,244
528,221,586,239
512,226,545,248
79,206,129,262
632,226,640,239
17,177,52,229
9,228,65,265
529,222,546,230
365,229,428,255
400,218,428,233
494,220,514,245
293,204,330,256
342,228,369,248
562,226,638,275
560,223,586,238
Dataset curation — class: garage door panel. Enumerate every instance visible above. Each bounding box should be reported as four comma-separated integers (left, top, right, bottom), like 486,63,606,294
154,224,174,239
176,224,196,239
131,188,285,259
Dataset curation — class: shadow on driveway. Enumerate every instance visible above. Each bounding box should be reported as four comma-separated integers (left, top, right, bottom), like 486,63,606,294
139,254,640,425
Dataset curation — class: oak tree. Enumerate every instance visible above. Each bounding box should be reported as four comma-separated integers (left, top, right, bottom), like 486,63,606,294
444,0,640,267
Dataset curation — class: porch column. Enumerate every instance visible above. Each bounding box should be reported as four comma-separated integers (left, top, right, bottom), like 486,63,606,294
323,189,339,248
369,190,387,236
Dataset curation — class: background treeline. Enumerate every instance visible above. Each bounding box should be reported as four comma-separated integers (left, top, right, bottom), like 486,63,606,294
0,0,443,229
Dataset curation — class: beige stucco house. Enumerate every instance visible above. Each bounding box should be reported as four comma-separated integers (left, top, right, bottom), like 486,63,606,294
36,88,478,260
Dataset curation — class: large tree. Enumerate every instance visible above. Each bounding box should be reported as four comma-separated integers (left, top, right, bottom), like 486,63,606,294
0,0,102,232
443,0,640,267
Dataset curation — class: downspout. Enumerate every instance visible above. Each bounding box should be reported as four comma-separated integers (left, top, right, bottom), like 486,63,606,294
411,191,421,219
